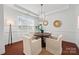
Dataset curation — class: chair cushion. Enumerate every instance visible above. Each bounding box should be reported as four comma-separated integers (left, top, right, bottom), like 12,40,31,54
32,36,40,39
49,36,57,40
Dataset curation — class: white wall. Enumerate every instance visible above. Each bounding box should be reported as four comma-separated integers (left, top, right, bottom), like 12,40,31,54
4,5,38,45
43,5,77,44
75,5,79,47
0,5,5,54
3,5,79,47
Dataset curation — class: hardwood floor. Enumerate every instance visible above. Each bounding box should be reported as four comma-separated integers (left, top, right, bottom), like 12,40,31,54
62,41,79,55
4,41,24,55
39,48,53,55
3,40,79,55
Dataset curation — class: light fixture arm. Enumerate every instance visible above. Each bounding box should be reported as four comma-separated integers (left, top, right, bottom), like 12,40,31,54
41,4,43,19
40,4,46,21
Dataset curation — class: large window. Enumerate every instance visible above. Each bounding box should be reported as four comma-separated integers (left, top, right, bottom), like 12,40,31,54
18,16,34,26
17,16,35,35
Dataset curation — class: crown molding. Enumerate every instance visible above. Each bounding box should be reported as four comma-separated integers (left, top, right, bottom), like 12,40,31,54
5,5,39,18
5,4,69,18
14,5,39,16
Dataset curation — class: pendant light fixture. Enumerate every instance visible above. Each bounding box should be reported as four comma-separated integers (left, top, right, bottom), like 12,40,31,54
40,4,48,26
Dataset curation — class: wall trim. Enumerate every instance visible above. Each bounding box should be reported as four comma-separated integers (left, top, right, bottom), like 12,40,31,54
4,5,38,18
14,5,38,16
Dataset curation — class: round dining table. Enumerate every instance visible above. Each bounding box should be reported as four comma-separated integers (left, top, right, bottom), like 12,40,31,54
34,32,51,47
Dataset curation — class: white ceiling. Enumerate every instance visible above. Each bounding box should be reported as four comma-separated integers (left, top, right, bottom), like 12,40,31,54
18,4,69,15
6,4,69,17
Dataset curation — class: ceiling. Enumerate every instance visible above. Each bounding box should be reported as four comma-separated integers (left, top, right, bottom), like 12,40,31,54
6,4,69,17
18,4,69,15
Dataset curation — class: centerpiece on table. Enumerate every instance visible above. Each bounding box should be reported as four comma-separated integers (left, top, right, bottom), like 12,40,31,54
36,24,44,33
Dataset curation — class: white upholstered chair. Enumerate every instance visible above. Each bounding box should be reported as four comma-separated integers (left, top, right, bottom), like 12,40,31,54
23,34,42,55
46,35,63,55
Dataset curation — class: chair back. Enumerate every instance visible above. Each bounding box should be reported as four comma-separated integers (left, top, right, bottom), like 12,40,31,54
57,34,63,41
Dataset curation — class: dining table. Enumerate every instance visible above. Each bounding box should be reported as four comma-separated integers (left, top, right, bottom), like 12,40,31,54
34,32,51,47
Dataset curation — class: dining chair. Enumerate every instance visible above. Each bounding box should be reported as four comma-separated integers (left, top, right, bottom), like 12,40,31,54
46,34,63,55
23,34,42,55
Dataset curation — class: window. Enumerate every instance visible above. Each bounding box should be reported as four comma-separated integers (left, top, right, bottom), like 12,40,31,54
17,16,35,34
18,16,34,26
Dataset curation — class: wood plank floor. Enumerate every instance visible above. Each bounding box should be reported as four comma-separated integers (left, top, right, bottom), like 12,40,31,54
62,41,79,55
4,41,24,55
39,48,53,55
3,41,79,55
